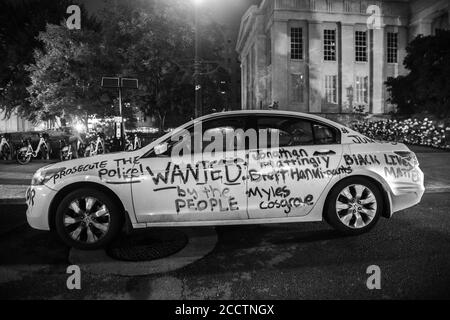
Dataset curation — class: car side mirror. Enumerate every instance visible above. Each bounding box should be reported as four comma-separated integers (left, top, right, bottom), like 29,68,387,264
154,142,168,156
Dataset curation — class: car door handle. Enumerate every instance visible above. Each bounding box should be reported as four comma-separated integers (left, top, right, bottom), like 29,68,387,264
313,150,336,156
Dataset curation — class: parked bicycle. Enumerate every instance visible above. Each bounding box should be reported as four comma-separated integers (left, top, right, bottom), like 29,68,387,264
0,134,12,160
59,138,76,161
16,133,51,165
124,133,142,151
84,132,105,157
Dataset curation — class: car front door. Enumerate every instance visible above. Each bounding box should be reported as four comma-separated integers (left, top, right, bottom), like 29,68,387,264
247,116,344,219
132,116,250,224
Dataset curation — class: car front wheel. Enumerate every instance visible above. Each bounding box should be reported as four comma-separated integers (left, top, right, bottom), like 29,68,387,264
55,188,123,250
325,177,383,235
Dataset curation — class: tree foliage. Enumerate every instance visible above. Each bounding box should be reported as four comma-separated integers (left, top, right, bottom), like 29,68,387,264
0,0,95,118
27,23,111,125
386,30,450,117
23,0,230,130
100,0,196,131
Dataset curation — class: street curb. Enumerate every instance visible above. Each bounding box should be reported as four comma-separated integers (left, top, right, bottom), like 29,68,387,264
0,198,26,205
425,187,450,194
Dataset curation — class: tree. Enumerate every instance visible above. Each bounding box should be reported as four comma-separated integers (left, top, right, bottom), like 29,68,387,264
97,0,196,132
26,0,231,131
386,30,450,117
0,0,95,119
99,0,230,131
27,23,112,128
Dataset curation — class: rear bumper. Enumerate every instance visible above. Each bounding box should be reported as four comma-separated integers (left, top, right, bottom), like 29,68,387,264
389,167,425,213
26,185,56,231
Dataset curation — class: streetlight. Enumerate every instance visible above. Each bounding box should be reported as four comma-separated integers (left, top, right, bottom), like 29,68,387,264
101,77,138,149
193,0,203,118
189,0,231,116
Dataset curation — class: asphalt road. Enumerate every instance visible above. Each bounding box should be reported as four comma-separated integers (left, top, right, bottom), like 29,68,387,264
1,193,450,300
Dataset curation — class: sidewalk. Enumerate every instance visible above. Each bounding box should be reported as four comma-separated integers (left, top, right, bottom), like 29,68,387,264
0,150,449,204
0,161,55,204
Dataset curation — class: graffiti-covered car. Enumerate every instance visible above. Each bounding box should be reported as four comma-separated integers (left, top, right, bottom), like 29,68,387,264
26,111,425,249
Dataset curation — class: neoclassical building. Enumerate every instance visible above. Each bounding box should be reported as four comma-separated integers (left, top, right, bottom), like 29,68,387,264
236,0,450,115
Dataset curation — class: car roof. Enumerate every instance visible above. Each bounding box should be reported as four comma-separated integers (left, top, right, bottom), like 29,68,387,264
198,110,341,127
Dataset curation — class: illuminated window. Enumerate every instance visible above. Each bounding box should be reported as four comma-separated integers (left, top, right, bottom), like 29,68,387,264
387,32,398,63
291,27,303,60
325,75,337,104
355,76,369,104
324,29,336,61
355,31,367,62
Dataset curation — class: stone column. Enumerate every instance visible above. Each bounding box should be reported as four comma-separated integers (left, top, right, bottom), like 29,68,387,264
255,34,268,109
240,61,245,110
371,27,385,114
397,26,408,76
271,20,289,109
241,56,247,110
340,23,354,113
419,19,432,36
308,21,322,113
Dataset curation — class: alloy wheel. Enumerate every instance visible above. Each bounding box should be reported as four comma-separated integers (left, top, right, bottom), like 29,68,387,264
336,184,377,229
64,197,111,244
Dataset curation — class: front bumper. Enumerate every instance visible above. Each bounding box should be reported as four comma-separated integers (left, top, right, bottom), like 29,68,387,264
26,185,56,231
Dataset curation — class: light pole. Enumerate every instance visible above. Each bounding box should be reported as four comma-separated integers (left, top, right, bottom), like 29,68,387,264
193,0,203,118
101,77,138,149
188,0,232,117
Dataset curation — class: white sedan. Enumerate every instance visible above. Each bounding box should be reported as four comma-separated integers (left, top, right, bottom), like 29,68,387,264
26,111,425,249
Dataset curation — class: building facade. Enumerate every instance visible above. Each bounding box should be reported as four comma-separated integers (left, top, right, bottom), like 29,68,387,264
236,0,450,115
0,111,33,133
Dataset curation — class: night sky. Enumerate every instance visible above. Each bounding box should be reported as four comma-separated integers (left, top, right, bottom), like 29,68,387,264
81,0,260,42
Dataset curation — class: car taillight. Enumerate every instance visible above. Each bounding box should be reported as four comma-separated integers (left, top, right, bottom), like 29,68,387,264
394,151,419,167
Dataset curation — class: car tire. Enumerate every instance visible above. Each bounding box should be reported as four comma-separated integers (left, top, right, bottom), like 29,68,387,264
325,177,383,236
55,188,124,250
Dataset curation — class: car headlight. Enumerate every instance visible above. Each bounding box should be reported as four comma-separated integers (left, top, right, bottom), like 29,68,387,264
31,167,66,186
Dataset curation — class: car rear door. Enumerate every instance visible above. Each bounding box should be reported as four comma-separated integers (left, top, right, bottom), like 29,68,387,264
247,115,344,219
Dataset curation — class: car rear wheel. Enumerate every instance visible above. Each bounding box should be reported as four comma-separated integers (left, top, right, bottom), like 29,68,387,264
325,177,383,235
55,188,123,250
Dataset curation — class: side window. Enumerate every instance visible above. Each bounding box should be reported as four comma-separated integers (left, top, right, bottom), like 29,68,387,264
201,117,249,152
286,120,314,145
256,116,339,148
146,117,249,158
257,117,314,148
147,116,339,158
312,122,338,145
